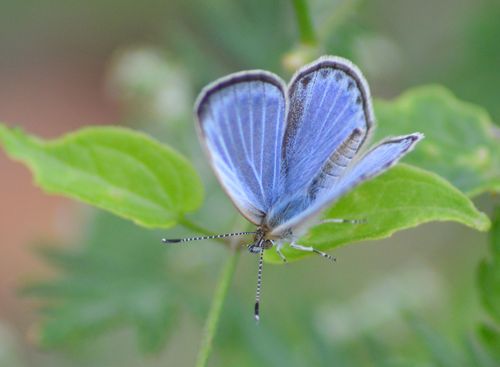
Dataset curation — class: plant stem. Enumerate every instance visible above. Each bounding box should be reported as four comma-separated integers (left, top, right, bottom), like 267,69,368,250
195,249,239,367
291,0,317,45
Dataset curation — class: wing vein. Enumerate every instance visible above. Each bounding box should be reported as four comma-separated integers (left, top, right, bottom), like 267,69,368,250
272,94,282,203
259,82,267,204
208,101,238,177
232,86,251,174
317,76,343,138
232,86,264,202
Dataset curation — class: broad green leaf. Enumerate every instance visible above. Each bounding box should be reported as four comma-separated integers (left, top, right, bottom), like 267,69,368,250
478,206,500,323
23,212,191,353
374,86,500,197
0,124,203,228
266,164,490,263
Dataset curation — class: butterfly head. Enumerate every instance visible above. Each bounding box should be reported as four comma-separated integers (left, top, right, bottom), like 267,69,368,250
247,226,274,254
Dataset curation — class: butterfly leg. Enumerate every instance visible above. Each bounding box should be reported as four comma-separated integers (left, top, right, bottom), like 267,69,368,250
273,241,287,263
290,241,336,262
320,218,366,224
248,244,261,254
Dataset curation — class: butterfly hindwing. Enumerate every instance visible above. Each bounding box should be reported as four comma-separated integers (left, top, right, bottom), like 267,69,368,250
270,133,423,236
307,128,365,201
196,71,287,224
334,133,424,194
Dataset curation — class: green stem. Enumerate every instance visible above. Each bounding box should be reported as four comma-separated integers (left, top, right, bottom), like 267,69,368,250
291,0,317,45
195,249,239,367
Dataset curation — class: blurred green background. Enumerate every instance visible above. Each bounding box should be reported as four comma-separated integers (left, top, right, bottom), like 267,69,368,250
0,0,498,366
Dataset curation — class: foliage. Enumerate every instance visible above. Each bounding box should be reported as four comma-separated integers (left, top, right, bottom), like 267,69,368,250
0,125,203,228
374,86,500,197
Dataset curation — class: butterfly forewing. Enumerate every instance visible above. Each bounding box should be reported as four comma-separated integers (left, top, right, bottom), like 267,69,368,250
281,56,374,198
266,57,374,230
196,71,287,224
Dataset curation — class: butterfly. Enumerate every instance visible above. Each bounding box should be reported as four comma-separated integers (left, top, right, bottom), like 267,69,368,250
163,56,423,320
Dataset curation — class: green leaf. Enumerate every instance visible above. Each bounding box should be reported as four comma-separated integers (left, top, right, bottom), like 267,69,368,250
266,164,490,263
23,212,189,353
0,124,203,228
374,86,500,197
478,206,500,323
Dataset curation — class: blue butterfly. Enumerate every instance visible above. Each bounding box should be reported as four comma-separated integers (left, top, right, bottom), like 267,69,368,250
164,56,423,320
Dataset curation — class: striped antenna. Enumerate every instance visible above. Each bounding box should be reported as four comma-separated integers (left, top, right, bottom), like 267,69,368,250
162,231,255,244
254,248,264,322
321,218,367,224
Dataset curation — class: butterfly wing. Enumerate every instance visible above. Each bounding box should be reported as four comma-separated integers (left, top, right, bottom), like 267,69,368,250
280,56,374,197
337,134,424,192
266,56,374,229
270,133,423,236
196,71,287,224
